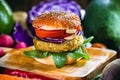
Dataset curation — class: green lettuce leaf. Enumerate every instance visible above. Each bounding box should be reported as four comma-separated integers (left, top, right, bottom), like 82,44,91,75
68,48,84,59
82,36,94,60
23,50,48,58
82,45,90,60
51,53,66,68
83,36,94,45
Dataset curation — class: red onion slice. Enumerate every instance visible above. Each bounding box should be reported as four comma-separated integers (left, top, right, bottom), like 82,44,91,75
36,30,83,44
37,37,65,44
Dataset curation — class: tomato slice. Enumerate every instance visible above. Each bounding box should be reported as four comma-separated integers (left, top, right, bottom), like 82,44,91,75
77,25,82,31
35,28,71,38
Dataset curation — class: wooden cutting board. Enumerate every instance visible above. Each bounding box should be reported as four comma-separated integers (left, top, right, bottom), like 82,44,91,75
0,46,117,80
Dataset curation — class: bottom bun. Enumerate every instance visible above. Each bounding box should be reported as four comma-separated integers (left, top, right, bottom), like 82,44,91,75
34,55,76,66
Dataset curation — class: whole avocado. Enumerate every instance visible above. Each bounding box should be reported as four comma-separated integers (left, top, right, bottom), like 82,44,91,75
82,0,120,50
0,0,14,35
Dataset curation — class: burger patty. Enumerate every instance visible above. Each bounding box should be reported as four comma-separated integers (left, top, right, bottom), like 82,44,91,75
33,35,83,53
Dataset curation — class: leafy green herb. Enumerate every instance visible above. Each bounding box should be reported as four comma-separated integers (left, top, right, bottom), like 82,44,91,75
83,53,90,60
83,36,94,46
81,45,90,60
82,36,94,60
23,50,48,58
51,53,66,68
68,48,84,59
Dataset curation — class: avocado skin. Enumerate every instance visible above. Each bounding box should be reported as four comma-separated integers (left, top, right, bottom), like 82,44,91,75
0,0,14,35
82,0,120,50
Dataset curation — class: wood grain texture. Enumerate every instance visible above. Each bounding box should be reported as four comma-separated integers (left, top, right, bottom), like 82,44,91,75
0,46,117,80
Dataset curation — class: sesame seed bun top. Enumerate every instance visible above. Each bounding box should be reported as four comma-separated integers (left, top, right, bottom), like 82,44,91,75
32,11,81,30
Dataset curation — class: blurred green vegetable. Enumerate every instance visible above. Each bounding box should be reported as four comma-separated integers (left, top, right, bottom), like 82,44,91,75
0,0,14,35
82,0,120,50
92,74,101,80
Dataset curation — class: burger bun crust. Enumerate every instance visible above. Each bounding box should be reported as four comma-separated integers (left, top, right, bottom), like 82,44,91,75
32,11,81,30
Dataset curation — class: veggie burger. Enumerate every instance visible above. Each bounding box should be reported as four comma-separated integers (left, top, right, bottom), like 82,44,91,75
24,11,93,68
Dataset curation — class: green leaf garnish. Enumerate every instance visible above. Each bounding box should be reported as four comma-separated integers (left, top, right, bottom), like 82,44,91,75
51,53,66,68
82,45,90,60
23,50,48,58
68,48,84,59
83,53,90,60
83,36,94,45
82,36,94,60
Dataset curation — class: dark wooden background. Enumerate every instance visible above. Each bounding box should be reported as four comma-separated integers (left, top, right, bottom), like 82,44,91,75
6,0,91,11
